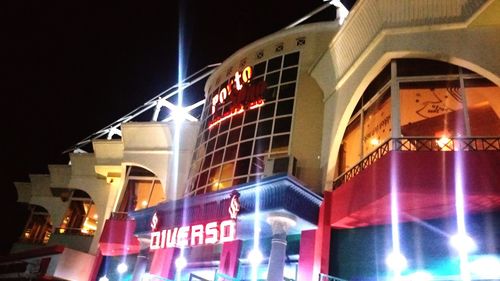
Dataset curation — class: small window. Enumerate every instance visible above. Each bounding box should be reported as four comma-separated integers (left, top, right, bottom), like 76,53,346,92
283,52,299,67
244,109,258,123
281,67,298,83
241,124,256,140
224,145,237,162
263,87,278,102
235,159,251,176
216,133,228,149
227,128,241,145
273,117,292,134
265,72,280,86
253,137,270,155
202,154,213,170
279,83,296,99
276,100,294,116
256,120,273,136
267,56,283,72
259,103,276,119
238,140,253,157
253,61,266,77
231,114,243,128
212,149,224,166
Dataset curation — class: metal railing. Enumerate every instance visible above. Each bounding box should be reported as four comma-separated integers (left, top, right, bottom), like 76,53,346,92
332,136,500,189
319,273,348,281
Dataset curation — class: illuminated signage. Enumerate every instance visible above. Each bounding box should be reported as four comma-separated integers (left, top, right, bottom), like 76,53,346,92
209,66,267,129
150,193,240,250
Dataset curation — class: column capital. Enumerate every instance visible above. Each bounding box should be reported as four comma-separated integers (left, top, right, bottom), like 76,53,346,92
266,212,297,235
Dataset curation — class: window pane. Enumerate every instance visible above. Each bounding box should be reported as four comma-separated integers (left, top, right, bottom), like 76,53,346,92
256,120,273,136
216,133,228,149
273,117,292,134
400,80,465,137
253,137,270,155
283,52,299,67
259,103,275,120
464,78,500,136
267,56,283,72
238,140,253,157
339,116,361,174
271,134,290,154
224,145,237,162
265,72,280,86
363,89,391,155
235,159,251,176
241,124,256,140
220,162,235,180
253,61,266,77
279,83,296,99
397,58,459,76
263,87,278,101
227,128,241,145
276,100,294,116
250,156,266,174
281,67,298,83
244,109,258,123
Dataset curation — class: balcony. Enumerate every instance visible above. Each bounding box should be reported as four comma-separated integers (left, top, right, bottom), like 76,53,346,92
329,137,500,228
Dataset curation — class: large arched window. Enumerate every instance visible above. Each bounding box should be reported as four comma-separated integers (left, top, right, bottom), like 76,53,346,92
58,190,97,235
20,205,52,244
118,166,165,212
337,59,500,177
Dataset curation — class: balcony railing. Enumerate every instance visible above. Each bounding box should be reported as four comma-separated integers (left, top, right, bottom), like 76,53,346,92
332,137,500,189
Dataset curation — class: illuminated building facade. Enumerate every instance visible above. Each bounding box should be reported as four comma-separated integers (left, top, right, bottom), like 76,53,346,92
2,0,500,280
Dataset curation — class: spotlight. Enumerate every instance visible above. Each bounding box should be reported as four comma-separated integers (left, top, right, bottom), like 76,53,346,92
175,256,187,270
386,252,408,271
116,262,128,274
98,275,109,281
247,248,263,266
449,233,477,253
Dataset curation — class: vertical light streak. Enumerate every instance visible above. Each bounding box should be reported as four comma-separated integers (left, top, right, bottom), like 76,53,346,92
454,156,471,281
389,155,404,280
251,184,261,281
175,2,186,280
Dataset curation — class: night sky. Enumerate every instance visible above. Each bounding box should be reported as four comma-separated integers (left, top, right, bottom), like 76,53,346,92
1,0,354,254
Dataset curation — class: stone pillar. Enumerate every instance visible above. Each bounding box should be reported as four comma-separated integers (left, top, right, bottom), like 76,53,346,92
266,213,296,281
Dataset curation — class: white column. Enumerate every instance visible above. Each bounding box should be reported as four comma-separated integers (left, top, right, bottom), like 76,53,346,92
266,213,296,281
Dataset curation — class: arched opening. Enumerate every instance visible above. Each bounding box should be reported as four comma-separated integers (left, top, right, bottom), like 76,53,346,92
19,204,52,245
58,189,98,236
336,58,500,178
118,165,165,212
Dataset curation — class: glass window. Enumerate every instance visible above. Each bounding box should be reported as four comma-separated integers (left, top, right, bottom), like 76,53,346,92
21,206,52,244
397,58,459,77
281,67,298,83
464,78,500,136
279,83,296,99
238,140,253,157
227,128,241,145
241,124,256,140
265,72,280,86
273,117,292,134
118,167,165,212
212,149,224,166
244,109,258,123
253,61,266,77
267,56,283,72
231,113,243,128
284,52,299,67
253,137,271,155
224,145,237,162
400,80,465,137
259,103,276,119
59,196,98,235
202,154,212,170
362,90,391,155
276,100,294,116
235,159,251,176
216,133,228,149
256,120,273,136
271,134,290,154
264,87,278,101
339,116,362,174
220,162,235,180
250,156,266,174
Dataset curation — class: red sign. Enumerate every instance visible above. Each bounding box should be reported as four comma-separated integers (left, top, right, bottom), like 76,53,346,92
150,194,241,250
209,66,267,129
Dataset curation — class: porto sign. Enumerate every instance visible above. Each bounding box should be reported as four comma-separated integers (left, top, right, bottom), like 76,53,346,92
209,66,267,129
150,194,240,250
